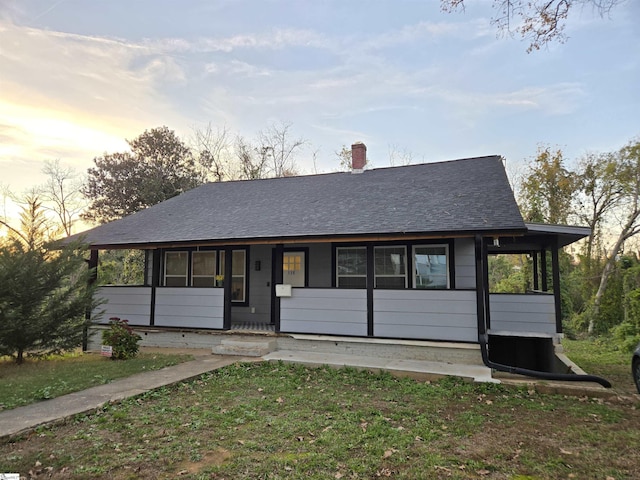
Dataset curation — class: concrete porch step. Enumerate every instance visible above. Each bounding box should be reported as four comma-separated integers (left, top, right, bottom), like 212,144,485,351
263,350,497,383
212,338,277,357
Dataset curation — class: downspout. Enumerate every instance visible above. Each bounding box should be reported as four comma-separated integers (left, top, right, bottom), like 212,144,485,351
474,235,611,388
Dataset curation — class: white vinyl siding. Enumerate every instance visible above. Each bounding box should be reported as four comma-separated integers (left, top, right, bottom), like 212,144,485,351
489,294,556,335
281,288,367,336
374,290,477,342
155,288,224,329
94,286,152,325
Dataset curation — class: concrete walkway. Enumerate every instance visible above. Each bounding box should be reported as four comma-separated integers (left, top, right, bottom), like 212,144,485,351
0,355,252,441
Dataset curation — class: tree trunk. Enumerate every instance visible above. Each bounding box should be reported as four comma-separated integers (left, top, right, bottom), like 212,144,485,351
16,348,24,365
589,224,635,334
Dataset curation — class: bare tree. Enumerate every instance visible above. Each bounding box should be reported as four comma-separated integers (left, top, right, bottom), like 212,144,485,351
335,145,353,172
235,136,270,180
441,0,622,52
191,123,234,182
39,159,86,237
388,144,414,167
258,121,306,177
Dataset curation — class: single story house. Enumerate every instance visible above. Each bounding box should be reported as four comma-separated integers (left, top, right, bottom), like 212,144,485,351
71,143,609,386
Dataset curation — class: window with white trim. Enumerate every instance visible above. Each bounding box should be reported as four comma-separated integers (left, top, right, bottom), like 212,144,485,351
413,245,449,289
220,250,247,302
374,246,407,289
191,251,217,287
164,251,188,286
336,247,367,288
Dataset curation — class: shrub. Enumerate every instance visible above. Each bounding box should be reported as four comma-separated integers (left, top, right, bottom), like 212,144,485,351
102,317,141,360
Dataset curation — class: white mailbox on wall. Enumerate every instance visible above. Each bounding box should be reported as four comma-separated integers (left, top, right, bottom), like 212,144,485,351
275,284,292,297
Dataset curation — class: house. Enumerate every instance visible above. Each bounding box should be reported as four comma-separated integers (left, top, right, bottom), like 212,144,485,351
72,143,609,386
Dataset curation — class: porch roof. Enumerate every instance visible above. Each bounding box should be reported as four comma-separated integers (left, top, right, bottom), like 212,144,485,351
70,155,527,249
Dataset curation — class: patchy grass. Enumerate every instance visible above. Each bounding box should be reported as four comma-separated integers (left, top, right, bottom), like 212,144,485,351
1,361,639,479
0,351,193,410
563,337,636,395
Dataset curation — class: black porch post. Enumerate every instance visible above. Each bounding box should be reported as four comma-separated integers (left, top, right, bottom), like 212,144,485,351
551,241,562,333
474,235,488,338
541,249,548,292
532,251,539,291
84,249,98,352
273,244,284,332
223,246,233,330
366,243,374,337
150,250,161,326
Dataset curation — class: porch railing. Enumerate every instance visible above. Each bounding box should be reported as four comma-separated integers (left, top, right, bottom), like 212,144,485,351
489,293,556,335
374,289,478,342
280,288,368,336
95,286,152,326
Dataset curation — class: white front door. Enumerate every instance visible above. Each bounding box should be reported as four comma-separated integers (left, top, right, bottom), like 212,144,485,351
283,251,305,287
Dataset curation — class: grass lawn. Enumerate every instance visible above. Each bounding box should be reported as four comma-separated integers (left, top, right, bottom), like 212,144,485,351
0,351,193,410
563,337,637,396
1,348,639,479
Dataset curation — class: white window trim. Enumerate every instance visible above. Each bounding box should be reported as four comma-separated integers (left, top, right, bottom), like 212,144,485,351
164,251,188,286
336,246,367,288
412,244,450,289
231,249,247,302
191,251,217,287
374,245,408,289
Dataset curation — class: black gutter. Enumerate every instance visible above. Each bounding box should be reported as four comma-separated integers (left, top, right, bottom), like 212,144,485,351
474,235,611,389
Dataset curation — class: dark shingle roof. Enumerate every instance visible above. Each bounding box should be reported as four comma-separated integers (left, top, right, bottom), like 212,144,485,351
72,155,525,248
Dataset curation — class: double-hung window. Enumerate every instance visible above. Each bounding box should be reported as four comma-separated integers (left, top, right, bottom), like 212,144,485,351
413,245,449,289
336,247,367,288
164,251,188,286
191,251,217,287
219,250,247,302
374,246,407,289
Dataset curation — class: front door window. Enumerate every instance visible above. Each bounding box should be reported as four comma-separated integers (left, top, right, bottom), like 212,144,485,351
284,252,305,287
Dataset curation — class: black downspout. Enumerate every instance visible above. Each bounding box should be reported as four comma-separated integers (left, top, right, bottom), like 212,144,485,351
474,235,611,388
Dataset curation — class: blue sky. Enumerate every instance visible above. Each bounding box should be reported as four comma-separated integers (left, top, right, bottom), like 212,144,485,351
1,0,638,198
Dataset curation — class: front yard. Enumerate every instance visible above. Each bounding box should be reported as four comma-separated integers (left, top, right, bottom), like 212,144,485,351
1,342,639,479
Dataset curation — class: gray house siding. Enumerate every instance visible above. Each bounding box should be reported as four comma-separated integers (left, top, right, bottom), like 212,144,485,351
280,288,367,336
95,286,152,325
155,288,224,329
489,294,556,336
454,237,476,289
373,290,478,342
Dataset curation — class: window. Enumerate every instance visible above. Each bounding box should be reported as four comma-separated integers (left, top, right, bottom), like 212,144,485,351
164,251,188,286
336,247,367,288
375,246,407,289
191,251,217,287
220,250,247,302
413,245,449,289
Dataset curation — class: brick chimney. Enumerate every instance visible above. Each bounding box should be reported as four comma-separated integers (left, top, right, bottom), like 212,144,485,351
351,142,366,173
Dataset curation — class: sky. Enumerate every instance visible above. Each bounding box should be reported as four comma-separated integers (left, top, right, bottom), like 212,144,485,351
1,0,639,209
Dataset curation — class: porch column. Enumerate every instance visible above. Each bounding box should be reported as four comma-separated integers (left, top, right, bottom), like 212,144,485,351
474,235,490,338
150,250,161,326
532,252,539,291
273,244,284,332
551,240,562,333
223,246,233,330
84,249,99,351
541,249,548,292
366,243,374,337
